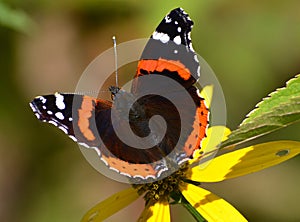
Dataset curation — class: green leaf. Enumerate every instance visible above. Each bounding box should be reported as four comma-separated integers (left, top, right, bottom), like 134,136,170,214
221,74,300,148
0,2,35,34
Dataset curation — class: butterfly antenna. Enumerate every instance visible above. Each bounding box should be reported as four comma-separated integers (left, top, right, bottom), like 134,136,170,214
112,36,119,88
70,90,108,96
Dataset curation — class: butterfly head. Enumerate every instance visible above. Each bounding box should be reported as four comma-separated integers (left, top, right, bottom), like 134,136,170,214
109,86,121,100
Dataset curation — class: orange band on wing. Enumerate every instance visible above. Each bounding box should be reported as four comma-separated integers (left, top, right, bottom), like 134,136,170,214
78,96,96,141
136,59,191,80
101,155,157,178
183,99,209,157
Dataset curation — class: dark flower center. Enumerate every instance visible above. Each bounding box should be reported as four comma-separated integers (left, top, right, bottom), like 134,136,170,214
132,163,190,203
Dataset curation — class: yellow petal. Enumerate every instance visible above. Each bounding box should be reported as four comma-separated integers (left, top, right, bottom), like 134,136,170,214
137,200,170,222
199,85,213,108
201,126,231,153
191,126,231,164
180,183,247,222
81,187,139,222
189,140,300,182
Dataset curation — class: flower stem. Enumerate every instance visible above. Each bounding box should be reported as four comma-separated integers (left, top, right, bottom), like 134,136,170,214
171,192,207,222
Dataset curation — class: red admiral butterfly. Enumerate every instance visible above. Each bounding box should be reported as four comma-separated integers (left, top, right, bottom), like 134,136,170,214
30,8,209,180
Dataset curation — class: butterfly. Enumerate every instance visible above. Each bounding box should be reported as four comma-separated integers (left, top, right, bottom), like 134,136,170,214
29,8,209,180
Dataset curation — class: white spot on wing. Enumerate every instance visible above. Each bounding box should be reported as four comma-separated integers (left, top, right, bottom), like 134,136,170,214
55,112,64,120
156,167,168,178
174,50,178,54
133,175,144,179
194,54,199,63
47,110,53,115
109,166,120,173
152,31,162,40
55,93,65,110
180,8,187,15
187,32,191,41
69,135,77,142
91,147,101,156
165,15,172,23
173,36,181,45
178,157,190,165
48,120,58,126
145,175,156,179
174,21,178,25
58,126,68,134
37,96,46,104
177,27,182,33
152,31,170,43
189,42,194,51
120,172,131,177
100,156,108,165
68,117,73,121
79,142,90,148
197,66,201,77
29,103,37,112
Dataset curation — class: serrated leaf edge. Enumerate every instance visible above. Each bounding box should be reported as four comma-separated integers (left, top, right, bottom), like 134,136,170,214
241,74,300,125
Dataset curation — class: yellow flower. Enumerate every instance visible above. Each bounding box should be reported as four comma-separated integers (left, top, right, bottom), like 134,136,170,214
81,86,300,222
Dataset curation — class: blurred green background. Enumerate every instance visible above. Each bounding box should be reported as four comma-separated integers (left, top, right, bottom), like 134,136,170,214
1,0,300,221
